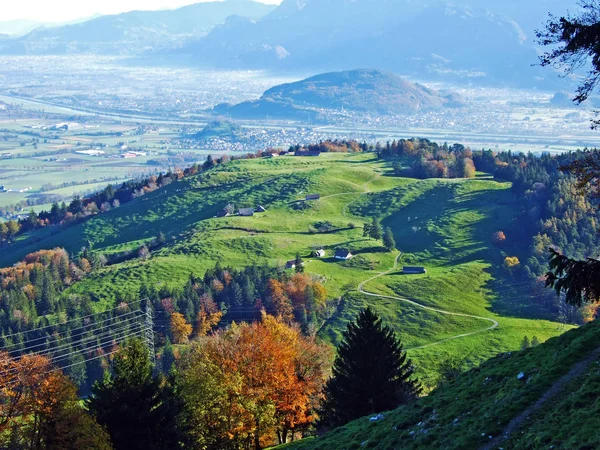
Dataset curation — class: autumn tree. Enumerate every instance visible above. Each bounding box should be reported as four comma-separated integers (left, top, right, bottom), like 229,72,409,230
493,231,506,244
0,352,111,450
177,314,330,449
504,256,520,269
267,279,293,322
195,295,223,336
87,339,182,450
319,308,420,429
170,312,193,344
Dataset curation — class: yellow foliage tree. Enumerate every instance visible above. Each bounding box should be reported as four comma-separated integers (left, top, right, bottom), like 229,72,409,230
504,256,520,269
170,312,193,344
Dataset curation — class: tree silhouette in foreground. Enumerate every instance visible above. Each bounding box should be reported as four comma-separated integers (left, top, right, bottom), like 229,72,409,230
537,1,600,108
319,308,420,428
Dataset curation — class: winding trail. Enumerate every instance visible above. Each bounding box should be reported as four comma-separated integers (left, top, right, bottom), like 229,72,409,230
314,170,500,350
356,252,499,351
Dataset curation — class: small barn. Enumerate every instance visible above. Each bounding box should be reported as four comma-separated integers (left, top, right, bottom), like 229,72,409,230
256,205,267,213
216,209,230,218
335,249,353,260
314,249,326,258
238,208,255,217
403,266,426,274
305,194,321,201
295,150,322,157
286,260,305,269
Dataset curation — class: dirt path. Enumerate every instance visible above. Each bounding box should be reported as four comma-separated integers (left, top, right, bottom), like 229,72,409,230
480,345,600,450
318,174,500,350
357,252,499,351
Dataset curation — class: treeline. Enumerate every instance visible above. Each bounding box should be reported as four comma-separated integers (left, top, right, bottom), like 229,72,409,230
0,248,333,393
10,156,227,242
1,307,420,450
142,262,331,346
378,138,476,179
0,248,147,393
288,139,367,153
472,148,600,322
0,193,63,220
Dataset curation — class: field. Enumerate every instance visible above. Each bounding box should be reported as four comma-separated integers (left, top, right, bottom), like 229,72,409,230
0,152,571,385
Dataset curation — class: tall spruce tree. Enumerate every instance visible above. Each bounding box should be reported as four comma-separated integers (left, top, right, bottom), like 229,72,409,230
383,227,396,252
319,308,420,428
369,217,383,241
86,339,182,450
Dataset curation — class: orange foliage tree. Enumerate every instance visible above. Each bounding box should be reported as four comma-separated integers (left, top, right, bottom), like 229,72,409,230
195,294,223,336
267,279,293,323
177,314,331,449
0,352,111,449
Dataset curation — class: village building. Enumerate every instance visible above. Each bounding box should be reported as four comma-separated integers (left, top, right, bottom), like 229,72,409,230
334,249,353,260
403,266,426,274
238,208,255,217
285,260,305,269
305,194,321,201
295,150,322,157
314,249,326,258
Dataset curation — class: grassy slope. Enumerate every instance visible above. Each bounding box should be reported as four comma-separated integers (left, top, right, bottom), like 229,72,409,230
277,320,600,450
0,153,570,383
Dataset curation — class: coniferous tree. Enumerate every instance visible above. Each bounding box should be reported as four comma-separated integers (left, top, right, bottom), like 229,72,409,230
295,252,304,273
319,308,420,428
369,217,383,241
520,336,531,351
362,222,372,238
86,339,181,450
383,227,396,252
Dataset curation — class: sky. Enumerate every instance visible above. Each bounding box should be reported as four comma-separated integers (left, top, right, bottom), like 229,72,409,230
0,0,282,23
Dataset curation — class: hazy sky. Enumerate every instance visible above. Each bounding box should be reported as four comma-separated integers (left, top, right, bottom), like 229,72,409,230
1,0,282,23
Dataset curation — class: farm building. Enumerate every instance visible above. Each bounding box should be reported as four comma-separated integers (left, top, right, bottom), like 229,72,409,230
216,209,230,218
403,266,426,274
314,249,326,258
256,205,267,213
238,208,255,217
305,194,321,201
335,249,353,260
285,260,305,269
295,150,321,157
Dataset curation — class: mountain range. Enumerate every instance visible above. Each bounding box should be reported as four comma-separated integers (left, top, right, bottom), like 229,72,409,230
0,0,275,55
213,69,464,121
183,0,573,86
0,0,577,87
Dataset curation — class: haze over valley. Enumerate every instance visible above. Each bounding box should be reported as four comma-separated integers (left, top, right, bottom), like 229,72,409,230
1,1,600,450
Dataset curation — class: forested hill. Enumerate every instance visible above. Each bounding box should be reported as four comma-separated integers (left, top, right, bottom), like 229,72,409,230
1,143,597,395
213,69,464,119
278,318,600,450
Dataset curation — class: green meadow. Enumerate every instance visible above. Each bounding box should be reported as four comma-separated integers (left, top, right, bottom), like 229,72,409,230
0,152,571,384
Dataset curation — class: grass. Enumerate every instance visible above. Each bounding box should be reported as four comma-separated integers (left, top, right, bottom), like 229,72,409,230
276,320,600,450
0,152,572,384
